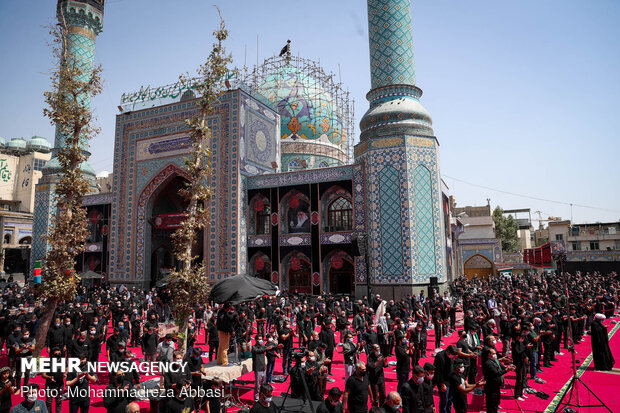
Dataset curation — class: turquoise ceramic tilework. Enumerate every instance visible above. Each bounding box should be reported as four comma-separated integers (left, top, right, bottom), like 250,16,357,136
379,165,403,276
414,165,436,275
367,0,416,89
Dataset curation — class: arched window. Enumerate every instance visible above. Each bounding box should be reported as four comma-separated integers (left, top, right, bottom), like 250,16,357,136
288,159,304,171
3,234,10,244
328,197,352,231
256,204,271,235
249,194,270,236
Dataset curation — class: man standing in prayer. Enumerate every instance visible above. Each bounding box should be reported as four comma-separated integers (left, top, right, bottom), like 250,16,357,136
591,313,615,371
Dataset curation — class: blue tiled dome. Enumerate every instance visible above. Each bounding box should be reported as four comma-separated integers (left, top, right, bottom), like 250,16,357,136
7,138,27,152
27,136,52,153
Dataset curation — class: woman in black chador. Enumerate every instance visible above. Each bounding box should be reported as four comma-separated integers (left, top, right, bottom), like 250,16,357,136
590,313,615,371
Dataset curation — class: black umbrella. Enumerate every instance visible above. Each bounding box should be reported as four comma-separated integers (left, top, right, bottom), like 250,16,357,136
209,274,278,305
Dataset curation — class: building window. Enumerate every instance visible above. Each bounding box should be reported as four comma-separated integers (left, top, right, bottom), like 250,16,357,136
615,240,620,250
3,234,10,244
33,158,47,171
572,242,581,251
555,234,563,241
256,205,270,235
571,226,580,236
590,241,600,250
288,159,304,171
328,197,352,231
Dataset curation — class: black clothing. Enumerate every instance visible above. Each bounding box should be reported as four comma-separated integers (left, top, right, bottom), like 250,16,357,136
316,399,343,413
401,378,425,413
345,375,369,413
249,402,277,413
432,350,453,389
103,384,129,413
395,344,411,375
591,320,615,371
448,372,467,409
367,351,385,384
165,397,193,413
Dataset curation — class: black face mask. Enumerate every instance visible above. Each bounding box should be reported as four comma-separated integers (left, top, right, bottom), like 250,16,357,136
357,370,367,377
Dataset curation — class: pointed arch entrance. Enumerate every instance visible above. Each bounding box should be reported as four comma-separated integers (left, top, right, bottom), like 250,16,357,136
282,251,312,293
463,254,494,280
324,250,354,295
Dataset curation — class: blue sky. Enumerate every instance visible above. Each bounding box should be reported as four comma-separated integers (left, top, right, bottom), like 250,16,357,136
0,0,618,225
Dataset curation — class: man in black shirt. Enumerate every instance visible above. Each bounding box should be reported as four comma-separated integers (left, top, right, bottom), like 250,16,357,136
141,325,159,362
46,318,65,355
448,359,484,413
66,353,97,413
395,336,413,394
249,383,276,413
401,365,426,413
14,328,35,389
367,344,387,406
187,347,206,413
433,344,458,413
343,361,372,413
165,379,192,413
42,347,64,413
317,387,343,413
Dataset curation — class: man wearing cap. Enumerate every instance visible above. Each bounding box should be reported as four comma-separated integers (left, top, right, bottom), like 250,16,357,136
591,313,615,371
317,387,343,413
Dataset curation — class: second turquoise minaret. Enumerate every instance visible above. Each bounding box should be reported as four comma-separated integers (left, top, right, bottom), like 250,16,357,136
31,0,104,275
355,0,446,292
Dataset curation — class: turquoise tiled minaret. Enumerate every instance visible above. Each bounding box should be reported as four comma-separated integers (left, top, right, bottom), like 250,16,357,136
31,0,104,275
355,0,446,292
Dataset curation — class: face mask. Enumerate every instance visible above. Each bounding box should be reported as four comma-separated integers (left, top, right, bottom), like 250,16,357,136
427,374,434,380
55,323,60,327
65,322,70,326
93,321,98,325
23,335,29,340
309,357,316,362
416,376,424,384
90,331,96,335
530,326,535,331
258,340,263,345
119,326,124,330
490,354,498,361
330,400,339,407
357,370,366,377
399,325,404,329
491,340,497,345
374,350,381,356
458,367,465,373
402,340,408,346
125,357,132,362
27,394,37,403
348,338,354,343
300,362,306,368
265,397,272,403
267,338,273,343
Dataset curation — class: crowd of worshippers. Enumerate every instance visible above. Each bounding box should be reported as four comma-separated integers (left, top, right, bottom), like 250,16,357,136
0,270,617,413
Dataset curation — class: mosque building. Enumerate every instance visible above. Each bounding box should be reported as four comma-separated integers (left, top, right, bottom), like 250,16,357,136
33,0,453,298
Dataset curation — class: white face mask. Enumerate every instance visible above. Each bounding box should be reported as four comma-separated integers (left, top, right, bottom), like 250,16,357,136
458,367,465,373
309,357,316,362
490,354,498,361
300,362,306,368
258,340,263,345
265,397,272,403
27,394,37,403
416,377,424,384
428,374,434,380
492,340,497,345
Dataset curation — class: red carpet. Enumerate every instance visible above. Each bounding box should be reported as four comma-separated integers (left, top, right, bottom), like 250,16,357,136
3,315,619,412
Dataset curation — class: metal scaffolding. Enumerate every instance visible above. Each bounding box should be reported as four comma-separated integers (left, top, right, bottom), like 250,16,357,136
240,54,355,165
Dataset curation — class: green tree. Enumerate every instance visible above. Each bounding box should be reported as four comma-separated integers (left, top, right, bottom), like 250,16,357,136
168,9,234,353
492,206,521,253
34,15,102,357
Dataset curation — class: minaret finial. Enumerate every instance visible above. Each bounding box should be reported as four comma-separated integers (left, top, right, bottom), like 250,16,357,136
279,40,291,64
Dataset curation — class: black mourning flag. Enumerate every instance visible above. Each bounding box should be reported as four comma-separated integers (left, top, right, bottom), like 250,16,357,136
279,40,290,57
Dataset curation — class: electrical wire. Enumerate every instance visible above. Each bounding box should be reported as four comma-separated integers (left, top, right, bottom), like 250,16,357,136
443,174,620,214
